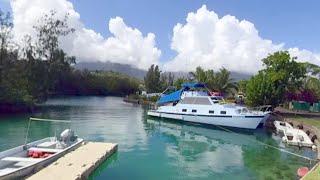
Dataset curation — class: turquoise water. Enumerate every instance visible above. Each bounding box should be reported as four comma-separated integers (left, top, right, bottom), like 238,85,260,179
0,96,317,179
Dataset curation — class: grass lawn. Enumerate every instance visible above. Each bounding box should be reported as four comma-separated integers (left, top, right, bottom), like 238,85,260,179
287,116,320,129
303,163,320,180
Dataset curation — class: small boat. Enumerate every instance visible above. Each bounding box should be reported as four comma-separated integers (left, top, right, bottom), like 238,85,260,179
282,128,313,147
147,82,269,129
0,118,83,179
274,121,293,134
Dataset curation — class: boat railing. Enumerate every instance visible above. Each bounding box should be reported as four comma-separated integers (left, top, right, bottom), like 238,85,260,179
25,118,72,146
250,105,273,112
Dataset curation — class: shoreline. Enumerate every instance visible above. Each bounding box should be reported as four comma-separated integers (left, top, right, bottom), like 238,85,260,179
276,111,320,179
0,95,128,114
0,103,36,114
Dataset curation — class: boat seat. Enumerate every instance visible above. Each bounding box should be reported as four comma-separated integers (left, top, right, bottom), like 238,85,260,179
28,147,62,153
1,157,41,162
37,141,57,148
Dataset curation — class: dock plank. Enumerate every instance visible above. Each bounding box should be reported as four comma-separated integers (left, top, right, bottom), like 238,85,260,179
27,142,117,180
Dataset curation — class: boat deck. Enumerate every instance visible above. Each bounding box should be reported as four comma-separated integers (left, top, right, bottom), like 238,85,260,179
27,142,117,180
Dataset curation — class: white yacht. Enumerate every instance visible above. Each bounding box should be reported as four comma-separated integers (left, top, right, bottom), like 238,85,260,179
147,83,270,129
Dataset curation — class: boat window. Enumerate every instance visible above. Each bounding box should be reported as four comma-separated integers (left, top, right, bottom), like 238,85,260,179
194,98,211,105
182,109,187,112
180,97,211,105
220,111,226,115
241,108,248,113
209,110,214,114
192,109,197,113
180,97,194,104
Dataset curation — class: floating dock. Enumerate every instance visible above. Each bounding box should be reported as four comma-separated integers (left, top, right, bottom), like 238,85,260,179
27,142,117,180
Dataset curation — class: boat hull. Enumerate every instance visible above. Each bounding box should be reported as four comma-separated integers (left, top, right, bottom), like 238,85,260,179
147,111,266,129
0,138,83,180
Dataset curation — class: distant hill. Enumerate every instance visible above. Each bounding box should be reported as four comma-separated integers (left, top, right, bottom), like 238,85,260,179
74,61,252,81
168,71,252,81
74,61,147,79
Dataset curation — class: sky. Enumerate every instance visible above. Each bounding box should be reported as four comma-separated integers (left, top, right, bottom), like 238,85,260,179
1,0,320,73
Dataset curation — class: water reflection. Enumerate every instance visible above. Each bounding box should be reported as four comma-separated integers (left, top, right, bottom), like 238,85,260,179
144,118,315,179
0,97,316,180
42,96,149,152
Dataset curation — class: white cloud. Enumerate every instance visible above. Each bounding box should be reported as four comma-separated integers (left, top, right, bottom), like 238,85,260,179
8,1,320,73
10,0,161,70
164,5,320,73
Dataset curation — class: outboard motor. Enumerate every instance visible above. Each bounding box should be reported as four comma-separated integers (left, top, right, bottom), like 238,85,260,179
56,129,78,149
60,129,77,143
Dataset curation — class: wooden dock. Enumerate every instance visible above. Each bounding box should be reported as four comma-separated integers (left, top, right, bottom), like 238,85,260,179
27,142,117,180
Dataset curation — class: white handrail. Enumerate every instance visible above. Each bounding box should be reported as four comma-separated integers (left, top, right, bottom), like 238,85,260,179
24,117,71,145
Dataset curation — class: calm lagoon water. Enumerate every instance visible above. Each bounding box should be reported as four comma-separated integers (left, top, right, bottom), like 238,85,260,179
0,96,317,179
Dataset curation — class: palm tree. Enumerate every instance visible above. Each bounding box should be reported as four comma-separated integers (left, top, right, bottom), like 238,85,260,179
188,66,207,83
302,62,320,76
210,67,237,94
304,76,320,98
189,66,237,95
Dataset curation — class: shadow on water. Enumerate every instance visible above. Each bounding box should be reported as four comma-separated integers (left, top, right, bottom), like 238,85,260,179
89,152,119,180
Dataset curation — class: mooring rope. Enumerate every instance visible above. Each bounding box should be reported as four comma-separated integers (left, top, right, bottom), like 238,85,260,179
213,123,318,162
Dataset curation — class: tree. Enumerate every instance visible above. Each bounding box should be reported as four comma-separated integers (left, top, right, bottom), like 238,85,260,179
34,10,75,62
302,62,320,77
174,77,188,89
32,10,76,98
0,8,142,113
0,10,31,106
246,71,273,106
189,66,236,95
144,64,162,93
237,80,248,94
160,72,175,90
210,67,237,94
246,51,306,107
262,51,306,92
189,66,208,83
0,10,13,91
304,77,320,99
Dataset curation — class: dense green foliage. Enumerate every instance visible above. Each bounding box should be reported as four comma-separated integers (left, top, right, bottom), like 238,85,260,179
144,65,236,95
246,71,273,106
56,70,140,96
237,80,248,94
144,64,162,93
160,72,175,89
304,77,320,99
0,10,140,112
189,66,236,94
246,51,306,107
173,77,188,89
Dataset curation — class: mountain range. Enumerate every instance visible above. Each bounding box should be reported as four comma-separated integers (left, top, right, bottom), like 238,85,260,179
74,61,252,81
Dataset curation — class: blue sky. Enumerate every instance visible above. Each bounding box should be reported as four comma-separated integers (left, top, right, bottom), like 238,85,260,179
1,0,320,72
66,0,320,61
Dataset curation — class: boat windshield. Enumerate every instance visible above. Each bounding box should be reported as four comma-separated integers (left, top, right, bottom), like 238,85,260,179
180,97,211,105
